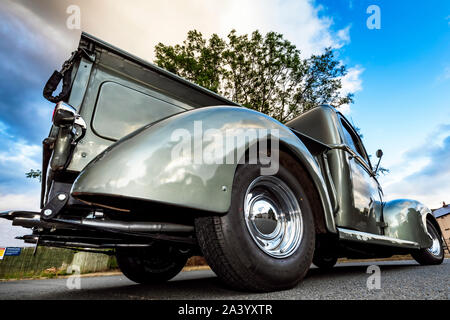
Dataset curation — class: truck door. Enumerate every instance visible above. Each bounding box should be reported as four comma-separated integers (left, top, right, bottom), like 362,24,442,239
338,117,384,235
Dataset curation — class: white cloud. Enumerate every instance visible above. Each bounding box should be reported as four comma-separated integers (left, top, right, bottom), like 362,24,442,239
380,157,430,189
0,191,40,212
85,0,353,59
0,135,41,196
216,0,352,57
380,125,450,209
336,25,351,46
0,1,76,79
2,0,364,107
4,0,355,61
337,66,364,114
383,169,450,210
337,104,351,115
0,191,40,247
0,121,13,138
0,219,33,247
341,66,364,95
0,140,40,174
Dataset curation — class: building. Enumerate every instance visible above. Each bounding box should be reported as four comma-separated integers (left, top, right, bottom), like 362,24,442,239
432,202,450,254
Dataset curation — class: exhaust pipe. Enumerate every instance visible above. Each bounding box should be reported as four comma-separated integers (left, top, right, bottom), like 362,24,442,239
53,217,194,233
12,215,66,229
12,215,194,233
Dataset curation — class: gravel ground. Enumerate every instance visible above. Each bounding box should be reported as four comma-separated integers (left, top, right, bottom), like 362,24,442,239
0,259,448,300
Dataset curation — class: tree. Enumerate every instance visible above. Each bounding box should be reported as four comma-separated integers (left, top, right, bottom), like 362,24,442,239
376,167,390,177
25,169,42,182
155,29,353,122
155,30,226,93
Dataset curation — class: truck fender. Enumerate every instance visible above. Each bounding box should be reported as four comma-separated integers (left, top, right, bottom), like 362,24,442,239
71,106,337,233
383,199,434,248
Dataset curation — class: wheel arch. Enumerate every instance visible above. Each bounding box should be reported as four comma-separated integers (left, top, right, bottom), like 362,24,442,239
276,141,333,234
238,136,337,235
426,213,442,237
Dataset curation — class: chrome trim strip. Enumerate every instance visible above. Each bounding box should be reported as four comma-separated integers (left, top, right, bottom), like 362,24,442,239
337,227,420,248
329,144,375,177
321,153,339,214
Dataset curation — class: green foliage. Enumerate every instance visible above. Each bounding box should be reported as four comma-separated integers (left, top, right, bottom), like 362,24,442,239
0,247,74,280
354,126,364,139
155,29,353,122
108,255,119,269
376,167,390,177
0,247,117,280
25,169,42,182
155,30,226,93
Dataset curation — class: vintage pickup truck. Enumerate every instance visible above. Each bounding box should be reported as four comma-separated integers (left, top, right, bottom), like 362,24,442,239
1,33,444,292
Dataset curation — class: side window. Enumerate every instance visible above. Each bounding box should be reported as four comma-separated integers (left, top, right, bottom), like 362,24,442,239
340,121,367,161
92,81,187,140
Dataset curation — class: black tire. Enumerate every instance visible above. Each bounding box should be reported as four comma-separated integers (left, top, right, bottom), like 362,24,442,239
195,151,316,292
411,220,444,265
313,253,338,269
116,243,188,284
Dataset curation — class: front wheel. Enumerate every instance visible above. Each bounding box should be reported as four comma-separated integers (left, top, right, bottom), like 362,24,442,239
195,152,316,292
411,220,444,265
116,243,188,284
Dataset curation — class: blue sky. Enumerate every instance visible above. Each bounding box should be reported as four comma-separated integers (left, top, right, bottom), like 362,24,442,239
0,0,449,245
316,0,450,205
319,0,450,153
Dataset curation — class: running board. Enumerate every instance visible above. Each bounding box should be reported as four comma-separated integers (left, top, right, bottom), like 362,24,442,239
337,227,420,249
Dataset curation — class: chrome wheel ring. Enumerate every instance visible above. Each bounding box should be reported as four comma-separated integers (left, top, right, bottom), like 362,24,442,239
244,176,303,258
427,226,442,257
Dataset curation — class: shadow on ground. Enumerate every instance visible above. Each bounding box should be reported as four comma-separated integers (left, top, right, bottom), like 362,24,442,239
32,261,425,300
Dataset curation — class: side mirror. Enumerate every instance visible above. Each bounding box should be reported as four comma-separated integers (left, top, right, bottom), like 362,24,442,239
376,149,383,158
374,149,383,176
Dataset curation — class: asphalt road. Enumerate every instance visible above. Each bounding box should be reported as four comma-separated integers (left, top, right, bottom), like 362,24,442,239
0,259,448,300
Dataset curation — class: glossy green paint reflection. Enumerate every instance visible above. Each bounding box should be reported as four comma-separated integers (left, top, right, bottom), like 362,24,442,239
288,106,433,248
288,106,384,234
383,199,433,248
92,81,188,140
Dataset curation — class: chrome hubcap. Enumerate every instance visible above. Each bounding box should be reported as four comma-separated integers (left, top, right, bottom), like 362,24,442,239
244,176,303,258
427,228,441,257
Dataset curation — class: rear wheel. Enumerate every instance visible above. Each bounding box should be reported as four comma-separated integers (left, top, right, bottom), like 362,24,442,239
195,151,316,292
411,220,444,265
116,243,188,284
313,253,338,269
